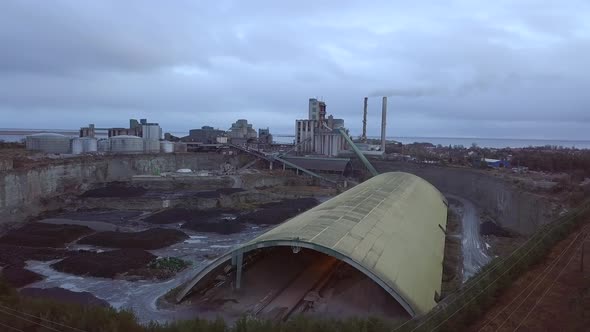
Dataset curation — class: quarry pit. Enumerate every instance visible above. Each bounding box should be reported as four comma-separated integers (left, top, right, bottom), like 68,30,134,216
0,153,566,323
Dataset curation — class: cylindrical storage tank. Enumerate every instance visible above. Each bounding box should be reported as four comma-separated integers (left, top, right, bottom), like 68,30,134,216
71,137,98,154
71,138,84,155
25,133,71,154
97,139,109,152
142,124,161,141
174,142,187,153
143,140,160,153
81,137,98,153
160,141,174,153
109,135,144,154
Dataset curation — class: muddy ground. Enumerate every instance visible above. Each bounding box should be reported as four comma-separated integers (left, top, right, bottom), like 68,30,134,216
78,229,189,249
145,198,319,235
2,265,44,288
20,287,111,307
0,243,77,288
0,176,333,322
52,249,156,278
82,183,148,198
0,222,93,247
480,220,512,237
236,198,319,225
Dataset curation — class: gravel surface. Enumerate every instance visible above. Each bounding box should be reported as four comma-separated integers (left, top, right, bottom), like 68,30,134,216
0,223,93,248
78,229,189,249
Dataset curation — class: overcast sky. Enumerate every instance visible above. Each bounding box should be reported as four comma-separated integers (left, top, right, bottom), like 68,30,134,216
1,0,589,139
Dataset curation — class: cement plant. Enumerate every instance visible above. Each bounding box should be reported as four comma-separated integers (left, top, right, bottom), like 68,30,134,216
1,97,589,332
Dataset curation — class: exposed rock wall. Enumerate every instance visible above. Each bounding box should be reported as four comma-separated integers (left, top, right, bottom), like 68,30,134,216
374,161,556,235
0,153,230,225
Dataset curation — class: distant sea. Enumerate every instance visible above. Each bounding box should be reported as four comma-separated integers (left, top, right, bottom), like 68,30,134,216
1,128,589,150
383,137,590,150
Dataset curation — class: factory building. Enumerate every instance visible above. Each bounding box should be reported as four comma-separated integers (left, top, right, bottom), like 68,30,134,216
258,128,273,145
79,124,96,138
80,119,162,154
295,99,347,157
80,119,161,141
182,126,226,144
228,119,257,145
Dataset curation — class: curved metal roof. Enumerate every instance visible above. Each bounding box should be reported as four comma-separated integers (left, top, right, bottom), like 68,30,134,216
177,172,448,317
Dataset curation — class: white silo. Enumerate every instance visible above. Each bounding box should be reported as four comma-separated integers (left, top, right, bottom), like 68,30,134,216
160,141,174,153
26,133,71,154
142,124,161,141
97,139,110,152
81,137,98,153
71,138,83,155
71,137,98,154
144,139,160,153
109,135,144,154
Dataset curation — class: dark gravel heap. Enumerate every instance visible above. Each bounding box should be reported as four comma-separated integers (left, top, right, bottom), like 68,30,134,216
0,241,82,288
52,249,156,278
191,188,244,198
1,266,43,288
20,287,111,307
182,219,245,234
78,228,188,249
237,198,319,225
82,183,147,198
0,223,93,248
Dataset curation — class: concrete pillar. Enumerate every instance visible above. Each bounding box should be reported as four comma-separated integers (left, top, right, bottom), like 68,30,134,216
269,161,273,170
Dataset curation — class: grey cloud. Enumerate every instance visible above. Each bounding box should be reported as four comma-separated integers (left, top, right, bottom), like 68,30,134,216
0,0,589,140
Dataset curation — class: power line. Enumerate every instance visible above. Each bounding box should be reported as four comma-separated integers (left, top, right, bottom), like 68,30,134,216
0,320,25,332
0,303,88,332
491,228,586,331
411,208,590,332
391,206,589,332
0,307,62,332
511,234,587,332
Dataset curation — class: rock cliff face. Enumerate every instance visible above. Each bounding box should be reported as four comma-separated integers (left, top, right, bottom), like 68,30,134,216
0,154,230,225
374,161,557,235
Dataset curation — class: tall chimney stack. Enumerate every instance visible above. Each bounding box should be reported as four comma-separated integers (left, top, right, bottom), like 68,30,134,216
362,97,368,143
381,96,387,152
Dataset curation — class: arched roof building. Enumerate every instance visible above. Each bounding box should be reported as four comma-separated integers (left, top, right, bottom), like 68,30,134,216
177,172,448,317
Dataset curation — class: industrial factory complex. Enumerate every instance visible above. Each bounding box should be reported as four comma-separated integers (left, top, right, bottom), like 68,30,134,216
2,93,583,330
22,97,392,181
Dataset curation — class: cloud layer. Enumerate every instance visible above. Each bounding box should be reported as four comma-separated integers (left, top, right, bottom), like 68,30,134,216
1,0,589,139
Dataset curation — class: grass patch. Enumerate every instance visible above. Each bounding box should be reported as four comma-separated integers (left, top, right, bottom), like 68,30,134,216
148,257,191,273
